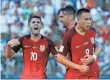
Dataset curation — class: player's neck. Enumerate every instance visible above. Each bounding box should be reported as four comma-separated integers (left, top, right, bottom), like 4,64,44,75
75,25,87,35
67,20,75,30
31,34,41,42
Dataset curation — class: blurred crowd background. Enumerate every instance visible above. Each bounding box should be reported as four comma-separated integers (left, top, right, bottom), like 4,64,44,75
0,0,110,79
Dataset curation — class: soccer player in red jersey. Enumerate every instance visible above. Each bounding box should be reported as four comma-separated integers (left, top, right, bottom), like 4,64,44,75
5,14,89,79
68,8,101,79
59,6,102,79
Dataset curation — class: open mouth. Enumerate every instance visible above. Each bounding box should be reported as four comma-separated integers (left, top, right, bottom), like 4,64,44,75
34,28,38,30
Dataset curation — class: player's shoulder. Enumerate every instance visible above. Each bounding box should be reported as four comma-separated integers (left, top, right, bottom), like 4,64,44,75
66,27,76,37
41,35,54,47
41,35,47,40
19,34,31,42
41,35,53,43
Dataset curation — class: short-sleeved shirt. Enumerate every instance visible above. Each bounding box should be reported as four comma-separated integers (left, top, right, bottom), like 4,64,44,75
12,34,57,79
59,27,100,77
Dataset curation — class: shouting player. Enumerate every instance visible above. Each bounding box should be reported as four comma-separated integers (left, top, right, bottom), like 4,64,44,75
5,14,89,79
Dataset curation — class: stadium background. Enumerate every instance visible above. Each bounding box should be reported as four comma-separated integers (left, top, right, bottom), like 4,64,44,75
0,0,110,79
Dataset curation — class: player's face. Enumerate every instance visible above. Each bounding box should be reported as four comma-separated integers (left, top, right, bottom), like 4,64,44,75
78,12,92,31
59,11,68,26
29,18,42,35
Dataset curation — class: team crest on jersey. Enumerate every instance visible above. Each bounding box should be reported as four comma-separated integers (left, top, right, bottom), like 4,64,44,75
40,45,45,52
90,37,95,44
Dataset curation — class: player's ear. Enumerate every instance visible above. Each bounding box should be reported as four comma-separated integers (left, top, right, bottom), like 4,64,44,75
41,21,43,28
77,16,80,21
77,18,79,23
28,23,31,29
69,15,73,21
67,15,70,21
77,19,81,24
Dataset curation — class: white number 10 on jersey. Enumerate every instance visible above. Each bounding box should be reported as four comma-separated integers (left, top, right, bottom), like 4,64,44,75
31,52,37,61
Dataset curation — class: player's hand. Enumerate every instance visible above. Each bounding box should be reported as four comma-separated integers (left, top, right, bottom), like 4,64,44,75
7,39,20,47
81,55,95,65
78,65,90,73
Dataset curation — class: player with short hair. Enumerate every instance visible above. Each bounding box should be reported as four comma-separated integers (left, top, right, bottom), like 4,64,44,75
59,5,76,29
71,8,101,79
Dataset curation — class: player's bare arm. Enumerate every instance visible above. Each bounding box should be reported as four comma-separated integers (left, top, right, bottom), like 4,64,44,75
93,41,102,59
5,39,20,58
55,54,90,73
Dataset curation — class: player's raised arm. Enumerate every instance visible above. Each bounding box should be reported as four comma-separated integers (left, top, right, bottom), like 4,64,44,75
5,39,20,58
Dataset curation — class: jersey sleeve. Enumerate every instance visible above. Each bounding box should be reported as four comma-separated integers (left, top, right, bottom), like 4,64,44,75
11,37,24,53
48,39,58,56
59,28,76,56
58,35,69,56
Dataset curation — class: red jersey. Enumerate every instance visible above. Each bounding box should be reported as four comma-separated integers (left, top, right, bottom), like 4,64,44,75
59,27,100,78
60,23,77,56
12,35,57,79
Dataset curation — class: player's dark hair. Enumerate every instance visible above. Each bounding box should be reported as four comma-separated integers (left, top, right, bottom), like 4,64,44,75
28,14,42,24
64,5,76,16
77,8,90,17
58,8,65,14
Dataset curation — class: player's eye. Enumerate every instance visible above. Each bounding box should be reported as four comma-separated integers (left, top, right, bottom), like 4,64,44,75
37,21,40,23
60,16,63,18
32,21,35,23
